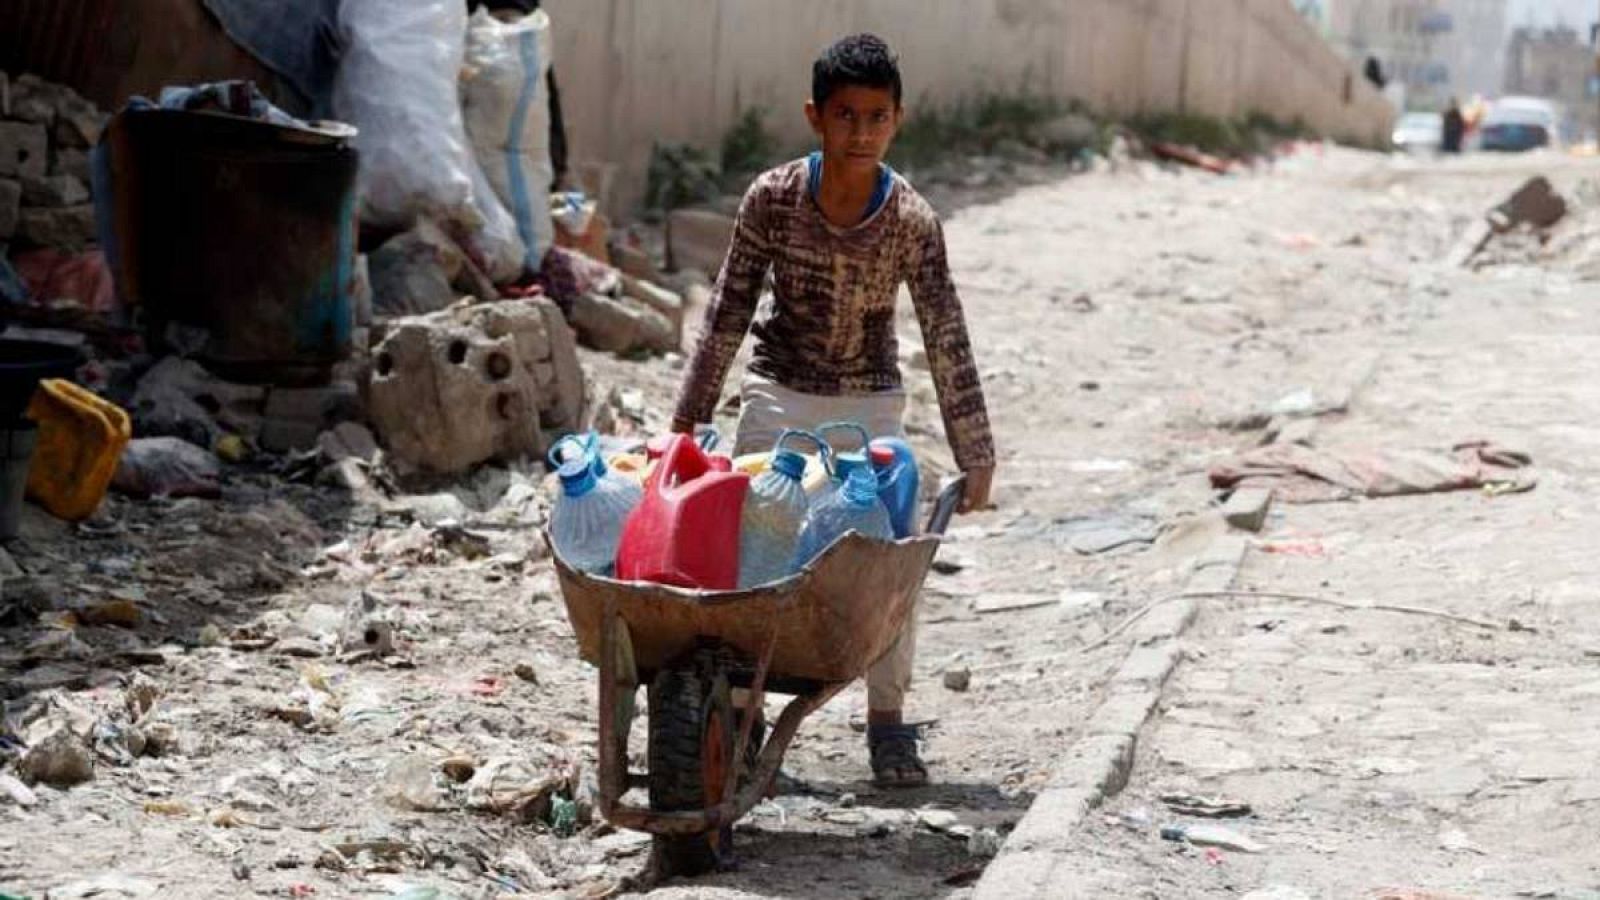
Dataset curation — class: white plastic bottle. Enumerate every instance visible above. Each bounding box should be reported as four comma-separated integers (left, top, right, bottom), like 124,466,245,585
737,439,810,588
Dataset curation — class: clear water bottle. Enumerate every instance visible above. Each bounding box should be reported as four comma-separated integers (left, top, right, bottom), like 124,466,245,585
737,431,813,588
549,433,642,575
794,466,894,568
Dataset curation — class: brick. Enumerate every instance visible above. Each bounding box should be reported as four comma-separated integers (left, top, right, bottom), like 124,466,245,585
263,381,362,424
0,122,48,179
17,204,95,250
19,173,88,208
0,179,19,240
1222,487,1273,532
50,148,92,182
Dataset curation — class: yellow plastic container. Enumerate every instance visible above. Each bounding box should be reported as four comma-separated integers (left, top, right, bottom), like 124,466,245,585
734,451,832,494
25,379,132,521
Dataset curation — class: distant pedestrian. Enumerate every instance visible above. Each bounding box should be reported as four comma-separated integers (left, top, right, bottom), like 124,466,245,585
1441,99,1466,154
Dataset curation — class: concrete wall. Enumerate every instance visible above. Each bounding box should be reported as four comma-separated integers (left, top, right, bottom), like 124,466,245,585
544,0,1396,214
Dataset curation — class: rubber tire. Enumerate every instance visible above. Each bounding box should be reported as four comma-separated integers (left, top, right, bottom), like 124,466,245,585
647,654,734,878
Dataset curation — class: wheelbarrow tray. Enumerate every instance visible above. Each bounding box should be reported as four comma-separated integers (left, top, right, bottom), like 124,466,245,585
552,531,940,688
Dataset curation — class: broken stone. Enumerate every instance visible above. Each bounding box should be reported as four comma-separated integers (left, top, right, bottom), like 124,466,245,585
0,121,48,179
18,204,95,250
621,275,684,333
368,298,584,474
1221,487,1273,532
19,723,95,786
316,422,379,464
368,220,467,316
943,666,972,692
259,382,362,454
665,208,735,276
20,173,89,208
569,291,676,355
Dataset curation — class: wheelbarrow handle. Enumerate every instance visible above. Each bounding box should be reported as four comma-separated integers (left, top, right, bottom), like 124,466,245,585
924,474,967,537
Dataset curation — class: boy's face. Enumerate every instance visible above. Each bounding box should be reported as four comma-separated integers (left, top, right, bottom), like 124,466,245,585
805,85,903,175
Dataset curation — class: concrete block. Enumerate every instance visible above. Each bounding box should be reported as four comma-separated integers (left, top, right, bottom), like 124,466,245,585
1000,786,1097,853
368,298,583,474
1110,642,1183,689
0,122,49,179
259,418,323,454
1044,732,1136,796
19,174,89,208
264,381,361,425
665,208,735,276
973,849,1063,900
0,179,19,240
1129,596,1198,644
1085,688,1162,739
17,204,95,250
569,292,675,355
1222,487,1273,532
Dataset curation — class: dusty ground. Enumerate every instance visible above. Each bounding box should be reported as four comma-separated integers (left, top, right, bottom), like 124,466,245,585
2,147,1597,900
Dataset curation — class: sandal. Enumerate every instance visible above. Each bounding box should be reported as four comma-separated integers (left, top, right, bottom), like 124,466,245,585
868,723,929,788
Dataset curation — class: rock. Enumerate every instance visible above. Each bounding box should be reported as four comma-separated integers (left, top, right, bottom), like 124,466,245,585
968,827,1003,857
943,666,972,692
317,422,379,463
0,772,38,806
112,437,222,499
0,121,48,179
18,204,95,250
369,220,467,316
19,723,95,786
621,274,685,335
611,241,663,283
1221,487,1273,532
917,809,961,832
403,492,470,525
569,291,676,355
20,173,89,207
0,178,19,239
666,208,735,276
677,283,712,353
368,298,583,474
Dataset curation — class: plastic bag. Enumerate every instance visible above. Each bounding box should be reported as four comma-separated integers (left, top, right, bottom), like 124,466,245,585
112,437,222,499
462,7,556,273
332,0,525,280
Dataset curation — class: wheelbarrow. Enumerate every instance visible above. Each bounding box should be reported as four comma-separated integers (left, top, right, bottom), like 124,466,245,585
548,475,966,876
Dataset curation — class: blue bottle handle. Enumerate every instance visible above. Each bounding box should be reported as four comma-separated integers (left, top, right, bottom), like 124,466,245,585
815,421,870,480
775,428,829,459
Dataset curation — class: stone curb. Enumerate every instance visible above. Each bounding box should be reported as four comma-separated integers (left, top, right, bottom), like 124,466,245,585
972,534,1250,899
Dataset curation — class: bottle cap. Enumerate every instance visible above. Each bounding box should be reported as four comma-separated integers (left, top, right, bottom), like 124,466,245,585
869,445,895,468
771,449,807,481
560,463,598,498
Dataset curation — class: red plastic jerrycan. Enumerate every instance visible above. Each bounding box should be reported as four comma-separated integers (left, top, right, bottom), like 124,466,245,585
617,434,749,589
644,431,732,488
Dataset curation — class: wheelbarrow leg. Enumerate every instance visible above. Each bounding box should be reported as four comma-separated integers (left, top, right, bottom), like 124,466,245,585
596,598,638,817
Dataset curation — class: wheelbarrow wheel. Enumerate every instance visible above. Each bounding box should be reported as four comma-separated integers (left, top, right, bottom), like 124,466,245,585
648,653,734,877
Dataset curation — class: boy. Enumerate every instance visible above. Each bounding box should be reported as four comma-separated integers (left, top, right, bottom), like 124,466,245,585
671,33,995,787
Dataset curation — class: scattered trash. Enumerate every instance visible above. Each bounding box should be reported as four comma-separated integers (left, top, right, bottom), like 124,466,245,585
1437,823,1483,855
1160,822,1265,853
1161,792,1253,818
112,437,223,499
1210,440,1535,502
917,808,961,833
0,771,38,806
383,753,449,813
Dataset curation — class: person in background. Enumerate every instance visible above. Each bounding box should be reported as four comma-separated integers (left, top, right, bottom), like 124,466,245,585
1442,99,1466,155
671,34,996,788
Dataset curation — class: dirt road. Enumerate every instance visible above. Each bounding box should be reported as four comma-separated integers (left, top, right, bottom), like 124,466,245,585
3,148,1595,900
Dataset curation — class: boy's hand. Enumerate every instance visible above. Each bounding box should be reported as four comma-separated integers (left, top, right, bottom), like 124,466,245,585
958,466,995,514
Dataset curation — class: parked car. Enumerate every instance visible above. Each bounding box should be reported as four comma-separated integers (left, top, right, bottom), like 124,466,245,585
1479,97,1562,152
1391,111,1443,153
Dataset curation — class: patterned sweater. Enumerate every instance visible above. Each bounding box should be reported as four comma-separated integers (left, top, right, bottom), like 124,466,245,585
673,158,995,470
